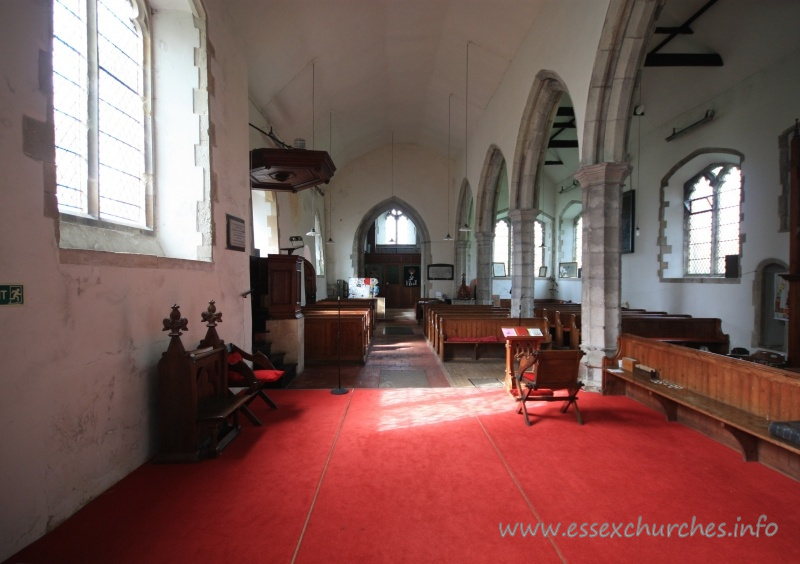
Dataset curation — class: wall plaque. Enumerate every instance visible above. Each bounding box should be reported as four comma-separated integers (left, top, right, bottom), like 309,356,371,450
226,214,246,252
427,263,454,280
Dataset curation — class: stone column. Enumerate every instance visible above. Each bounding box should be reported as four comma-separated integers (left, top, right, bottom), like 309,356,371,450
574,162,631,392
509,208,539,317
475,231,494,304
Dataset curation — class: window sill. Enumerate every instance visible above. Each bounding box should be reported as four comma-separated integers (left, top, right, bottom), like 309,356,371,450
58,217,212,268
659,276,739,284
59,248,213,270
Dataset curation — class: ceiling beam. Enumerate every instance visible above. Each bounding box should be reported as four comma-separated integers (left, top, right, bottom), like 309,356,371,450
647,0,722,67
548,140,579,149
645,53,723,67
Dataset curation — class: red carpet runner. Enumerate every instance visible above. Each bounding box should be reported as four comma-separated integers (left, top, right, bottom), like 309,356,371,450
8,389,800,563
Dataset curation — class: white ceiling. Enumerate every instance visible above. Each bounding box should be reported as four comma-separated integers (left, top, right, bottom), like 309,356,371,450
229,0,547,168
228,0,800,172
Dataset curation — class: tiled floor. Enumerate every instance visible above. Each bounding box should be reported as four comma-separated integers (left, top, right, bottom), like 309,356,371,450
290,308,506,389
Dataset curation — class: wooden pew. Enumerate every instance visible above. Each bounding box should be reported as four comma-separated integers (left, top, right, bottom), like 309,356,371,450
438,317,551,361
429,307,510,351
422,302,499,338
303,308,370,364
542,309,724,353
620,316,729,354
424,304,508,343
417,298,444,323
604,333,800,480
314,298,376,338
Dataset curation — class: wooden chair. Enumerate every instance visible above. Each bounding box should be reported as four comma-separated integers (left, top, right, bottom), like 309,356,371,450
227,343,283,410
515,349,584,426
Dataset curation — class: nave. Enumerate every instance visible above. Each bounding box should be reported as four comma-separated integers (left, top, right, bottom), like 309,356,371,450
291,308,507,390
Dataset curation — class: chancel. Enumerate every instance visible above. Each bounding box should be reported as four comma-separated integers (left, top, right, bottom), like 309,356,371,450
3,0,800,561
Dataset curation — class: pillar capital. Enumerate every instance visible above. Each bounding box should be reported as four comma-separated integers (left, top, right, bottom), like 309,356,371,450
575,162,632,189
508,207,540,223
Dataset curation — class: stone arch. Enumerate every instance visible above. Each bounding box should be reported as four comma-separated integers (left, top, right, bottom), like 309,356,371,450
455,179,474,239
574,0,663,391
581,0,662,166
474,146,507,233
472,146,507,304
511,70,570,211
351,195,433,296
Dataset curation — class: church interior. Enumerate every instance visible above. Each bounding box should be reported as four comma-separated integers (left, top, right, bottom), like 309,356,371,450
2,0,800,560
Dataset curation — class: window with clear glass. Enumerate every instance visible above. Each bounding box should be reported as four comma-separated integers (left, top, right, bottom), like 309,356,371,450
53,0,149,227
313,213,325,276
378,209,417,245
573,215,582,269
493,218,511,276
534,220,544,274
684,164,741,276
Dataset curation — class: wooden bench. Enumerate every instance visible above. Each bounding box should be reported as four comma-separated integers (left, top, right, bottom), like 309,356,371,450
534,308,581,349
303,308,370,364
438,317,551,361
426,305,509,342
155,303,259,462
541,309,727,353
604,334,800,479
620,316,729,354
417,298,444,323
429,308,510,351
423,303,504,339
312,298,376,338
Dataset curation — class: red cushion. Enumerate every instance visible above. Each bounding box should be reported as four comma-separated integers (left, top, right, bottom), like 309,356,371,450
228,351,243,364
446,336,502,343
254,369,284,383
476,336,501,342
228,370,247,386
528,389,554,397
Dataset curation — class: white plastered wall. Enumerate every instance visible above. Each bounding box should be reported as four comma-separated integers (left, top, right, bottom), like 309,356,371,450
621,47,800,351
0,0,253,559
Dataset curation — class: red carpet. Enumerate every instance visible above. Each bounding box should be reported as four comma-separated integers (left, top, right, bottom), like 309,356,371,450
7,389,800,563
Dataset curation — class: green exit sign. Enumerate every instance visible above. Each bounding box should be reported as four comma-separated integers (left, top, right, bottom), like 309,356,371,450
0,285,24,305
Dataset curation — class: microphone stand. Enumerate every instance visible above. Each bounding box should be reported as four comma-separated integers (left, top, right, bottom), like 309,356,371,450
331,295,349,395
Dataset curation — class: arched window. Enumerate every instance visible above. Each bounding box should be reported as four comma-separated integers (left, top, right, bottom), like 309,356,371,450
54,0,149,226
378,209,416,245
53,0,212,262
493,218,511,276
684,164,741,276
573,215,582,270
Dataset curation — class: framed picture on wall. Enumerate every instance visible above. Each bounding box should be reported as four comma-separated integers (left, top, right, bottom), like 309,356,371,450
538,266,547,278
492,262,506,277
621,190,635,254
559,262,578,278
404,265,420,287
